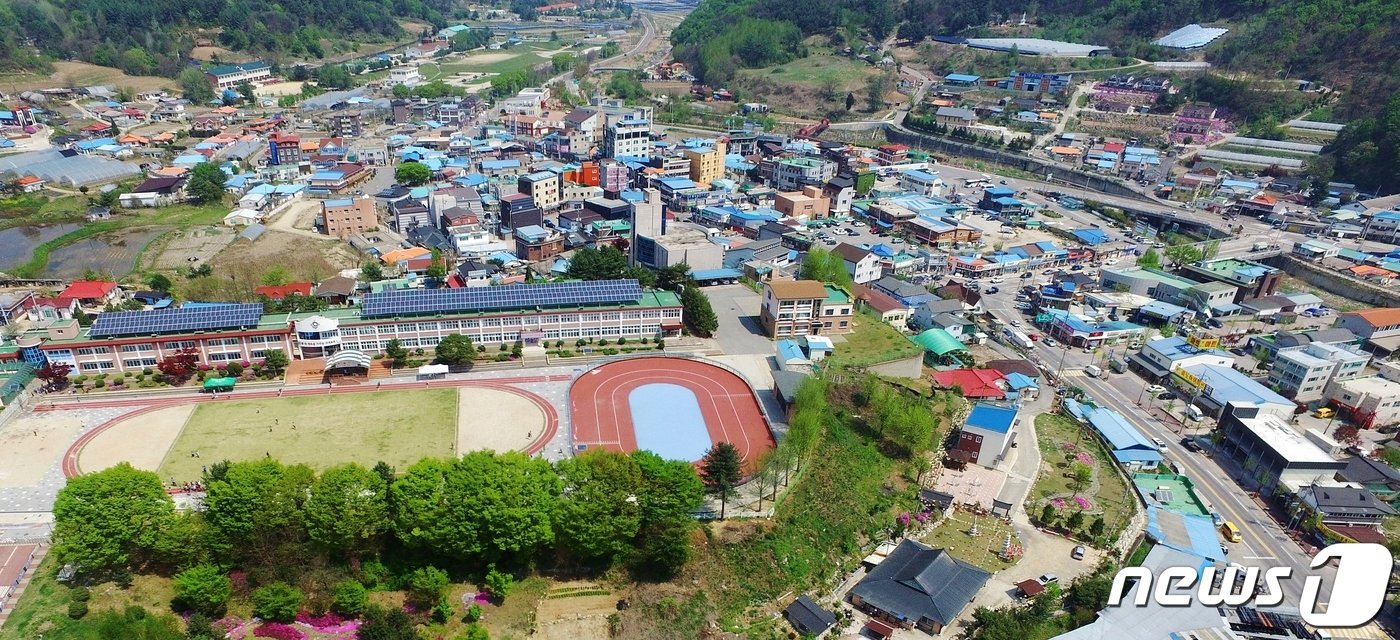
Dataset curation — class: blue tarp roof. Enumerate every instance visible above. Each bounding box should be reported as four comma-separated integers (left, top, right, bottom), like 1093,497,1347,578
692,268,743,280
1004,372,1038,390
945,73,980,83
777,339,807,362
1071,228,1110,245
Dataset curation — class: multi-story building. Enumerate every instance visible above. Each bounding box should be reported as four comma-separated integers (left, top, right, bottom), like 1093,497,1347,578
1325,376,1400,429
205,61,272,89
1179,258,1282,303
633,226,723,271
774,186,831,220
388,66,422,88
759,280,853,338
1216,411,1346,493
1267,342,1369,402
321,197,378,239
518,171,561,212
1128,335,1234,381
604,117,651,159
898,170,947,197
684,139,726,184
327,111,363,138
1337,308,1400,351
949,403,1017,468
499,192,542,230
876,144,909,165
773,156,836,191
824,174,855,215
1099,266,1200,304
834,243,882,284
514,225,565,262
268,132,302,166
32,281,683,375
391,199,431,231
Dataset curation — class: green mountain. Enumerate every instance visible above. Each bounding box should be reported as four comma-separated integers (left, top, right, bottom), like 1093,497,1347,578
674,0,1400,192
0,0,451,77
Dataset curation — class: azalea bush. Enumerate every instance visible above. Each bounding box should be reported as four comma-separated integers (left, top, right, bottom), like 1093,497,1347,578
253,622,307,640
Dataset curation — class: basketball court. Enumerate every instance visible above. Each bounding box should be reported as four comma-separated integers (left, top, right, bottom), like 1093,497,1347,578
569,357,776,465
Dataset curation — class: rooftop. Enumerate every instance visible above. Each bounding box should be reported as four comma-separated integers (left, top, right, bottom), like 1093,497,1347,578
1234,414,1337,464
1183,363,1293,408
1342,308,1400,328
964,403,1016,434
767,279,829,300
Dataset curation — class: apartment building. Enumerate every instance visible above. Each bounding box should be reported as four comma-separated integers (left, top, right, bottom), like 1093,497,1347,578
774,186,831,220
773,156,836,191
604,118,651,159
684,139,726,184
759,280,854,338
321,197,378,239
1325,376,1400,429
1267,342,1369,402
518,171,561,211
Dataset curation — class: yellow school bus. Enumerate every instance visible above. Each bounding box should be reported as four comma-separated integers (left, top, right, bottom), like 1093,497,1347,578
1221,521,1242,543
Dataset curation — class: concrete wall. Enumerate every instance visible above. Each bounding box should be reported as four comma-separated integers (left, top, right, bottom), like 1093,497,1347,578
1266,254,1400,308
865,354,924,379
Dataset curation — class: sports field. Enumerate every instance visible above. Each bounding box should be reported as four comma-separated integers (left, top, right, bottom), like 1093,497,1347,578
155,389,458,480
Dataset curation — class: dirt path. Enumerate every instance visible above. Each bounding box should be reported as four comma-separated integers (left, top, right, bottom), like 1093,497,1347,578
0,414,86,487
456,387,547,454
265,199,329,240
76,404,193,476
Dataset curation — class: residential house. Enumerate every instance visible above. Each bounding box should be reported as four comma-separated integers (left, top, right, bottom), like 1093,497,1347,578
934,107,977,127
312,276,358,305
759,280,853,338
852,284,911,329
1297,483,1398,530
1267,342,1369,402
119,176,187,208
823,174,856,215
782,596,836,638
1324,376,1400,429
949,403,1017,468
1179,258,1283,303
849,540,991,636
898,170,946,198
514,225,564,262
773,156,836,191
834,243,882,284
911,299,968,332
1337,308,1400,353
872,275,936,307
1337,457,1400,507
59,281,122,308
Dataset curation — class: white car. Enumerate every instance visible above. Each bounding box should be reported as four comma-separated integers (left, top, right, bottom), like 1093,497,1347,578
1043,338,1058,348
1103,258,1120,266
989,276,1005,284
1011,320,1022,327
1152,437,1168,452
1153,242,1166,248
1145,385,1167,395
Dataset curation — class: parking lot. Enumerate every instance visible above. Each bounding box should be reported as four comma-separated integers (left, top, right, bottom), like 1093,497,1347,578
704,284,775,356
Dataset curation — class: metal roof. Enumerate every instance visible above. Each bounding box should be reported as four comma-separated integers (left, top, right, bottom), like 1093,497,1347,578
361,279,643,318
965,38,1110,57
850,540,990,626
1153,24,1229,49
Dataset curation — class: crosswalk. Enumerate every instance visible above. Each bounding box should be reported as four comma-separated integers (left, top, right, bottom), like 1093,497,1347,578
1060,369,1086,378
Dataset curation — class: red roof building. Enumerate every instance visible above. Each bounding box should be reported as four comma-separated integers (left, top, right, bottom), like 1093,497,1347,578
254,283,313,300
931,369,1006,399
59,280,120,306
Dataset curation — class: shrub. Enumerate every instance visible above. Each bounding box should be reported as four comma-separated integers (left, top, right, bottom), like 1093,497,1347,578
464,603,482,623
405,566,450,608
359,559,391,589
484,566,513,599
330,579,368,617
95,373,107,380
173,564,232,617
93,378,105,388
252,583,303,623
617,336,627,345
142,367,154,376
597,339,609,346
656,339,665,349
68,599,89,619
639,337,649,344
499,342,509,352
225,362,244,377
554,340,564,348
431,594,454,623
576,339,587,347
70,586,91,602
494,353,511,362
477,344,486,352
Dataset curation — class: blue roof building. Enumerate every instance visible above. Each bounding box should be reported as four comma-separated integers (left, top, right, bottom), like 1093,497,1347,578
1062,399,1163,469
1070,228,1110,245
952,403,1019,466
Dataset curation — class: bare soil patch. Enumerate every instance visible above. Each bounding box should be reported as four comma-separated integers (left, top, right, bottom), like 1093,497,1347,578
0,61,177,93
189,46,238,62
456,387,547,454
0,413,85,488
77,405,193,475
533,582,616,640
211,229,361,285
143,226,238,271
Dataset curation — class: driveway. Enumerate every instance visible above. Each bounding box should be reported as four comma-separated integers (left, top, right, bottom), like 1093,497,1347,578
706,284,775,356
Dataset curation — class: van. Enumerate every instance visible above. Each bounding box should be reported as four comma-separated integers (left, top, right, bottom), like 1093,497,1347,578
1185,405,1204,421
1084,365,1103,378
1220,521,1242,543
1314,407,1335,419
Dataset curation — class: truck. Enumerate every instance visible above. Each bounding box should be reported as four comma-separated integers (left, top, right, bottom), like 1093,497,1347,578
1251,241,1269,251
1003,328,1035,349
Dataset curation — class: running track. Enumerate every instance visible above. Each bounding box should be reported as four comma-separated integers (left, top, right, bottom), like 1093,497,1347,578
569,358,775,465
52,377,566,478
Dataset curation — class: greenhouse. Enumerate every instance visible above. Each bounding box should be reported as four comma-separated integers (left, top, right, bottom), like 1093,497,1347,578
0,149,140,186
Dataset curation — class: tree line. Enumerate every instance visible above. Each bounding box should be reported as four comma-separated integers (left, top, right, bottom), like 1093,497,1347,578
54,450,705,604
565,246,719,338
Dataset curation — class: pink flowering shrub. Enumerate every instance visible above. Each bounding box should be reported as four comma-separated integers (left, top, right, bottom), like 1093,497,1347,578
253,622,307,640
896,512,911,526
1061,442,1077,451
1074,496,1094,510
213,616,244,634
295,611,348,629
1050,498,1067,508
1076,452,1093,465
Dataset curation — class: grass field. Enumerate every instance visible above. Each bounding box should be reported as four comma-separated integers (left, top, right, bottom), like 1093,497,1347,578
825,312,923,368
741,55,876,91
157,389,458,480
919,512,1019,573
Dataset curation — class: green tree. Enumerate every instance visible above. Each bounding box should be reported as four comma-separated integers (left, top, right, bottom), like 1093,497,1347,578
331,579,369,617
147,273,173,293
172,565,232,617
555,451,644,564
391,452,561,562
261,349,289,374
384,338,408,367
260,266,290,286
484,566,514,599
392,83,411,98
631,451,703,576
1136,247,1161,269
1071,463,1093,495
316,64,353,89
700,442,743,519
360,260,385,282
865,73,888,111
801,247,853,288
434,333,476,365
252,582,303,623
357,605,419,640
179,67,215,103
566,246,628,280
305,463,389,557
1090,516,1106,537
395,161,432,186
52,463,174,576
1382,448,1400,468
405,565,450,608
1165,243,1203,268
1040,502,1056,525
203,460,313,551
426,248,448,284
186,162,228,204
1067,509,1086,531
236,80,255,103
680,285,718,337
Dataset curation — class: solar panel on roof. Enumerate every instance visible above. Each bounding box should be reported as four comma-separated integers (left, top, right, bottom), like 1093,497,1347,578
360,280,644,318
89,303,264,338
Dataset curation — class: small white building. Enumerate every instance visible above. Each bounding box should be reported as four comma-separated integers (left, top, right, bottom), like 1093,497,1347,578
388,66,422,88
223,208,262,227
950,403,1017,468
898,169,948,198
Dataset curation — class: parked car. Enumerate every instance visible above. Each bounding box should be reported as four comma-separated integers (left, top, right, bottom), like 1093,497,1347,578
1181,437,1203,453
1151,437,1168,452
1038,574,1059,585
1072,545,1086,560
1043,338,1058,347
986,287,1000,294
1156,392,1174,400
1229,346,1250,356
1206,318,1224,328
1145,385,1167,395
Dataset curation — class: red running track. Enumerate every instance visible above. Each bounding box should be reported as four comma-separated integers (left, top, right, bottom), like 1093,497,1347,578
569,358,775,465
58,379,561,478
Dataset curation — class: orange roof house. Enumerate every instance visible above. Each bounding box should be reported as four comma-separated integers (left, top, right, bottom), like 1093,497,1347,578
255,282,314,299
380,247,432,264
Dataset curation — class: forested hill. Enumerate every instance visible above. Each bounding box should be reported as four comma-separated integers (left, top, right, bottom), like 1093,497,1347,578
0,0,448,76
